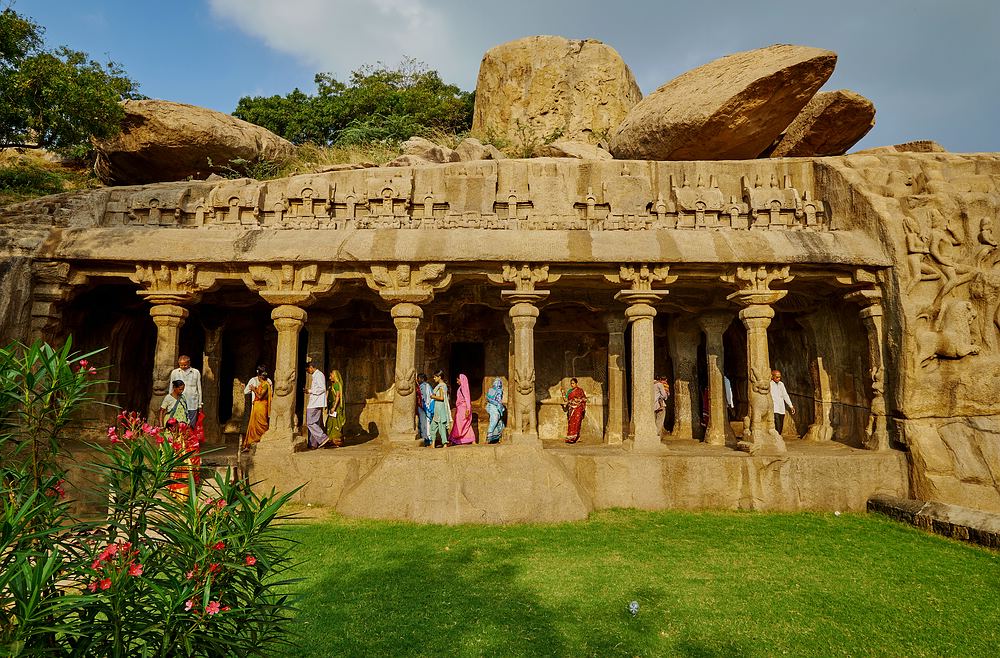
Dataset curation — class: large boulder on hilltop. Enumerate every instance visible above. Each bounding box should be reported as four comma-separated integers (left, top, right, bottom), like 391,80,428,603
610,44,837,161
94,99,296,185
472,35,642,148
768,90,876,157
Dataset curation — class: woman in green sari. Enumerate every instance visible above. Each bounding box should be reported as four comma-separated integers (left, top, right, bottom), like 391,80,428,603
325,369,345,447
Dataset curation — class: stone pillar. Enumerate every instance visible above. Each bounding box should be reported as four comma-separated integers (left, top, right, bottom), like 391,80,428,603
737,304,786,453
148,304,188,420
604,314,627,444
506,296,545,445
804,355,834,442
859,300,890,451
698,312,734,446
269,305,307,441
625,302,659,450
667,317,701,441
201,322,224,444
390,302,422,444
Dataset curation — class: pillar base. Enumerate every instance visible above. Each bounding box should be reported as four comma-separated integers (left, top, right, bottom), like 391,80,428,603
736,431,787,455
509,432,542,447
626,435,667,453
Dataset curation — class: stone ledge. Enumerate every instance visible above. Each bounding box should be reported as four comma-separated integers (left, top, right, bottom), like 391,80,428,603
867,494,1000,550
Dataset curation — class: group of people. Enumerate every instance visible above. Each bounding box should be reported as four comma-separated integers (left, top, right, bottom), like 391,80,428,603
415,372,507,447
157,354,797,454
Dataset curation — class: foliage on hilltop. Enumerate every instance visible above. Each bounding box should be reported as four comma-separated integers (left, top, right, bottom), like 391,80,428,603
233,58,474,147
0,8,142,157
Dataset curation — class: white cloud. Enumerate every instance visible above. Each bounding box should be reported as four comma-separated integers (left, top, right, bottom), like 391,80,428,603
208,0,459,85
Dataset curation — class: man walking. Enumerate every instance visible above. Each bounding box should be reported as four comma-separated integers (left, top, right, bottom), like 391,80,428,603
168,355,202,427
770,369,795,435
304,360,329,448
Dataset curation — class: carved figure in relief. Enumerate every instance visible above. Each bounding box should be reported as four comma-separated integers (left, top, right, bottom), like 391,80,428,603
927,209,976,307
903,212,941,294
917,298,979,365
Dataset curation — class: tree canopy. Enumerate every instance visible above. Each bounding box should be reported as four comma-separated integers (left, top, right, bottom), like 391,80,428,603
233,58,474,146
0,8,141,155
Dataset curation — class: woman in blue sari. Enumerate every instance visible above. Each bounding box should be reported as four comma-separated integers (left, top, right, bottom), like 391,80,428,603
485,377,505,444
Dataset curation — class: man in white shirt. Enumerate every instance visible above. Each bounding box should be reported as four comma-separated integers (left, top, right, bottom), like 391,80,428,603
724,375,734,419
770,369,795,435
168,355,202,426
653,375,670,436
303,361,329,448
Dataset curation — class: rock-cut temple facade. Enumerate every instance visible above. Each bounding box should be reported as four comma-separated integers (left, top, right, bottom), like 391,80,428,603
2,152,999,523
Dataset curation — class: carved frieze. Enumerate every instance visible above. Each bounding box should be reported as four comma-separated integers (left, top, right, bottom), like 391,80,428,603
723,265,794,306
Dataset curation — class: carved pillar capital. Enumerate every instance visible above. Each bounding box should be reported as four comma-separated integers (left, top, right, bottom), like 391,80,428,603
606,264,678,292
131,263,209,305
723,265,793,307
149,304,189,326
366,263,451,304
243,264,336,306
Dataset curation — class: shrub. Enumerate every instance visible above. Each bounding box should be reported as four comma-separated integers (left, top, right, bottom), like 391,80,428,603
0,340,300,657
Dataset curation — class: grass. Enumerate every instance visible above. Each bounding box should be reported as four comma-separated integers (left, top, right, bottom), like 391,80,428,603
0,149,99,206
276,509,1000,657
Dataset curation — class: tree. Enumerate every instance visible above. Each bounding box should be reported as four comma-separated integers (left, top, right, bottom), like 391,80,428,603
0,8,141,155
233,58,474,146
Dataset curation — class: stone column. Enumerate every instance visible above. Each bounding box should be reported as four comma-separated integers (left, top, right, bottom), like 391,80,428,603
389,302,422,444
857,297,889,451
604,314,627,444
698,312,734,446
507,298,544,445
667,317,701,441
148,304,188,420
269,305,307,441
201,322,224,444
624,301,659,450
804,355,834,442
737,304,785,453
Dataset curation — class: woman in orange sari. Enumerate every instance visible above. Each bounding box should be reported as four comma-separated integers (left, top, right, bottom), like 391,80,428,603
242,365,271,453
564,377,587,444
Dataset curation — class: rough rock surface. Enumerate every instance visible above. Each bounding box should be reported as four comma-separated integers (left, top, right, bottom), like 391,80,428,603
93,99,296,185
454,137,504,162
610,44,837,161
472,35,642,148
855,140,947,155
868,494,1000,549
768,89,876,157
535,139,613,160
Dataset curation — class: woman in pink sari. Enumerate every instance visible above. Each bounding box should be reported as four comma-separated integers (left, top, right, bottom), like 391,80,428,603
448,373,476,445
564,377,587,444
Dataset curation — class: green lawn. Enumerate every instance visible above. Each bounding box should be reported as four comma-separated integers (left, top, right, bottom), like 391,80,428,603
278,509,1000,657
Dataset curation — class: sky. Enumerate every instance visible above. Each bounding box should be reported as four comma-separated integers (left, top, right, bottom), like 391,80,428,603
12,0,1000,152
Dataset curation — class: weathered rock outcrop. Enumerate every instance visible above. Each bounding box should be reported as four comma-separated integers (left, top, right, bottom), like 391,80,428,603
93,99,295,185
610,44,837,161
856,140,947,155
472,35,641,148
534,139,613,160
768,90,876,157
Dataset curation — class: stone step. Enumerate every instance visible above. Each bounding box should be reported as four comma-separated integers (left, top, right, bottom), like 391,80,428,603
868,494,1000,550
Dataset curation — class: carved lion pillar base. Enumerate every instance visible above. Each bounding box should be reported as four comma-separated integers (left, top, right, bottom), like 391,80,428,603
506,295,545,446
389,302,422,444
737,304,786,454
263,305,307,448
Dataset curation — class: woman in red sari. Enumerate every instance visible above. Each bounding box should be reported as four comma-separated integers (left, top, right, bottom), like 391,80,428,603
564,377,587,444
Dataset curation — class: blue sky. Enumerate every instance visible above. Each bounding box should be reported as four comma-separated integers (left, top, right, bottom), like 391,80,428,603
14,0,1000,152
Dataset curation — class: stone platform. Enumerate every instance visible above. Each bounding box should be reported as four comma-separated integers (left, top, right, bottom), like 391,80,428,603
247,439,909,524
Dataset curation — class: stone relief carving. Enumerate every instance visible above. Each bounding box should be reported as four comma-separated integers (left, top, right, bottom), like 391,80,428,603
365,263,452,303
241,263,336,305
95,162,831,233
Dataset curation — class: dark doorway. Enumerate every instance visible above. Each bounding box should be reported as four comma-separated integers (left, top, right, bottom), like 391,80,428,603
449,342,486,401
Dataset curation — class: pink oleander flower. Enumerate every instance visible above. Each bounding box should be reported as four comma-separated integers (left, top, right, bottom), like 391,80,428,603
99,578,111,591
78,359,89,368
88,366,97,374
128,563,143,576
87,581,98,593
221,605,231,612
184,599,194,611
185,569,196,580
211,541,225,550
124,429,134,440
208,562,220,574
206,601,221,615
245,555,256,566
91,559,102,570
118,411,126,420
142,422,154,433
